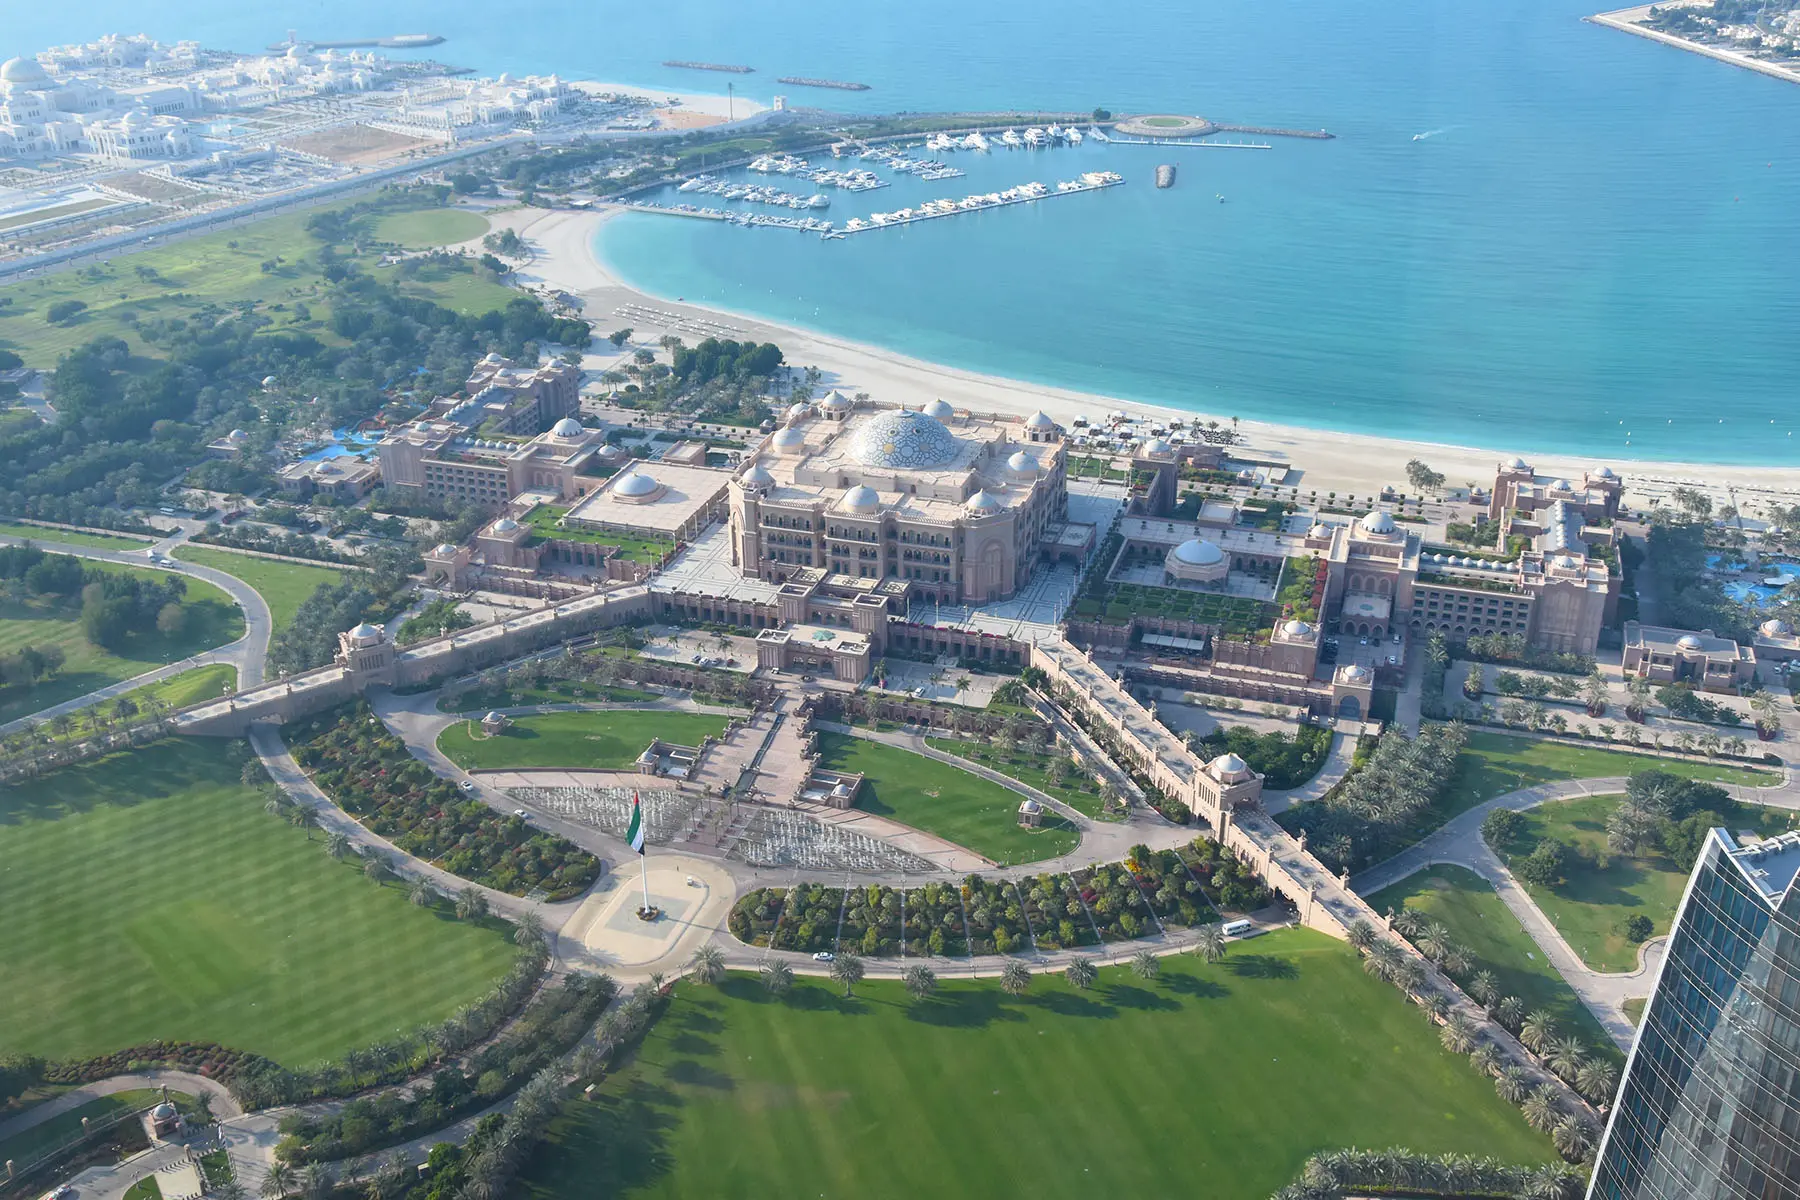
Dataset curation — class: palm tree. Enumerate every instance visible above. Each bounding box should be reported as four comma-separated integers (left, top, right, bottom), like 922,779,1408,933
1546,1035,1588,1081
1520,1163,1584,1200
1496,995,1526,1030
1347,919,1377,952
903,964,937,1001
1583,671,1609,717
1064,958,1097,990
830,952,865,997
362,852,392,884
1576,1057,1619,1105
1129,950,1160,981
760,960,794,996
689,944,726,985
215,1183,249,1200
287,804,319,838
1193,922,1227,964
263,795,289,818
325,831,350,860
300,1162,333,1200
1439,1011,1479,1054
1469,969,1499,1012
999,960,1031,996
261,1162,296,1199
409,878,435,908
1521,1010,1558,1054
1625,675,1652,720
1521,1086,1562,1133
1469,1042,1502,1076
455,885,488,921
1552,1113,1594,1160
1494,1065,1532,1105
1390,908,1424,938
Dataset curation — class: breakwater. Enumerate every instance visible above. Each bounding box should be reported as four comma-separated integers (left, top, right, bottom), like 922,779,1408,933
267,33,443,50
1155,164,1176,188
664,60,755,73
1212,123,1334,140
779,77,871,91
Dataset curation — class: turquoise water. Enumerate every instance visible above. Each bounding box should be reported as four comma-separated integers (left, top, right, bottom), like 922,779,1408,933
12,0,1800,462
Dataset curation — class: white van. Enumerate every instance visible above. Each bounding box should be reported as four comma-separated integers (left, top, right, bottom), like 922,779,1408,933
1221,919,1253,937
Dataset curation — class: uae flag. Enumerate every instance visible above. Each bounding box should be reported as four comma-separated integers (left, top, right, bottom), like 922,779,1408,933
627,791,646,855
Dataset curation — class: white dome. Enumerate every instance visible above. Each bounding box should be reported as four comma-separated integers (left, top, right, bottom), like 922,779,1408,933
1309,522,1329,538
923,398,955,420
228,428,248,441
348,621,382,642
433,542,458,556
740,464,775,488
613,470,658,498
1592,465,1617,479
850,409,959,469
1676,634,1703,651
491,517,520,532
1550,478,1574,492
1280,619,1314,639
785,401,811,423
551,417,584,438
820,390,851,410
1006,450,1038,475
1209,752,1252,783
151,1102,179,1121
1553,554,1581,569
1,57,48,84
1505,456,1529,470
261,375,278,387
1171,538,1223,566
1024,410,1055,430
1018,797,1042,814
1760,619,1792,637
483,352,504,363
772,425,806,451
1140,437,1174,457
1339,664,1371,683
965,490,1002,513
484,711,504,723
1359,510,1397,535
840,484,881,513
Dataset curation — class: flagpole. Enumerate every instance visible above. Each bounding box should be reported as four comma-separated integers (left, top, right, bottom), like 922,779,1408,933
640,845,652,914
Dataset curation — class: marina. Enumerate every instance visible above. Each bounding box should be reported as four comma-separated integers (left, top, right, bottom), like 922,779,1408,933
624,202,835,234
1108,137,1272,149
834,171,1125,237
677,175,831,210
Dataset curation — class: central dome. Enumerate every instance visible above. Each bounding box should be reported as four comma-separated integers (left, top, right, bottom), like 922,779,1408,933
840,485,881,513
1171,538,1223,566
613,470,659,498
1676,634,1703,651
1,57,48,84
551,417,584,439
1359,510,1397,536
850,409,959,469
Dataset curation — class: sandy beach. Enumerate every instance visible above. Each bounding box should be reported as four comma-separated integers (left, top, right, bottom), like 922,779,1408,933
569,80,766,127
484,206,1800,508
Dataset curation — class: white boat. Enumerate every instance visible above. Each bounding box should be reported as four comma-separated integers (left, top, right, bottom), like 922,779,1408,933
1047,123,1065,141
1066,126,1083,144
999,128,1023,147
1088,125,1110,142
1023,126,1047,146
808,194,830,209
962,131,989,151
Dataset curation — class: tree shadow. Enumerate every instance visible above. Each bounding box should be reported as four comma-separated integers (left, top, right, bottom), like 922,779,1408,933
1030,991,1117,1019
905,990,1029,1029
676,1007,725,1034
1104,983,1180,1012
1224,954,1298,980
1163,974,1230,1000
665,1032,718,1057
664,1060,735,1090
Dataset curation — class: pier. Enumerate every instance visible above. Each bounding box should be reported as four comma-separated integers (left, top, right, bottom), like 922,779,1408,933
1213,123,1334,140
778,77,871,91
663,61,755,74
266,33,443,51
1108,137,1271,149
835,173,1124,237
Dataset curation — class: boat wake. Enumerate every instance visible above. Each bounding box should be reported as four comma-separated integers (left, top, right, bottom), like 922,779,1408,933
1411,126,1458,141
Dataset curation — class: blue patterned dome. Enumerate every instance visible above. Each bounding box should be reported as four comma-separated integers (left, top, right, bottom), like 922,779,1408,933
851,410,959,469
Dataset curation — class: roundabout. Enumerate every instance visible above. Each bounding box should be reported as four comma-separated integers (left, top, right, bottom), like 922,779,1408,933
1112,113,1218,137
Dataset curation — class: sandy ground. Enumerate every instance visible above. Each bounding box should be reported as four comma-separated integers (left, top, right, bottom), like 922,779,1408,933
570,79,766,123
478,206,1800,505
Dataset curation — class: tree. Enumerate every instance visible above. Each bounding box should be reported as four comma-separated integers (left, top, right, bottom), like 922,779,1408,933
325,831,350,860
300,1162,334,1200
1520,1010,1558,1054
1576,1056,1619,1105
156,600,186,637
1496,995,1526,1030
1469,969,1499,1011
1516,839,1570,887
760,960,794,996
1405,459,1446,495
288,804,319,838
261,1162,296,1198
362,851,391,883
1494,1065,1532,1105
1583,671,1609,717
608,328,633,347
1521,1086,1562,1134
689,944,726,985
513,909,547,948
1130,950,1161,981
1440,1011,1479,1054
1552,1113,1594,1161
1193,922,1227,963
1064,958,1097,990
999,960,1032,996
903,964,937,1002
408,878,435,908
831,952,865,997
455,885,488,921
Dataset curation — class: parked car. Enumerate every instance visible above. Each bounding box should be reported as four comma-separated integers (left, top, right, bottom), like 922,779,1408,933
459,780,475,791
512,808,529,819
812,951,835,962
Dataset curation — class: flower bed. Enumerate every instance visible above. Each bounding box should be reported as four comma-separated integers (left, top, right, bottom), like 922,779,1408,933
901,880,969,957
1017,872,1099,949
766,882,845,955
1177,836,1275,913
962,875,1033,955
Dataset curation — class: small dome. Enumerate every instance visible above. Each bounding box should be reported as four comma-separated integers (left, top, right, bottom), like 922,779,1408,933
1208,752,1253,783
484,711,504,723
150,1102,178,1121
1339,664,1371,683
1760,618,1792,637
1140,437,1174,457
1171,538,1223,565
840,485,881,513
1279,619,1313,639
491,517,520,532
820,390,851,410
1553,554,1580,569
1024,410,1055,430
228,428,248,441
1006,450,1038,476
551,417,584,438
1550,478,1574,492
965,490,1002,513
740,464,775,488
613,470,658,498
785,401,810,423
1505,456,1529,470
483,352,504,363
831,781,854,797
1676,634,1703,651
348,621,382,641
1309,522,1329,538
1360,510,1397,535
1,57,49,84
433,542,458,556
923,398,955,420
261,375,277,387
1018,797,1042,813
772,425,806,451
1592,465,1617,479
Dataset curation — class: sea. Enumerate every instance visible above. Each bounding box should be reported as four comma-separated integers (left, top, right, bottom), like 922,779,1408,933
11,0,1800,464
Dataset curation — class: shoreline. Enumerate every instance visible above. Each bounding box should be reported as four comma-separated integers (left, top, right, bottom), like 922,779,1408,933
568,79,768,125
485,206,1800,503
1588,6,1800,87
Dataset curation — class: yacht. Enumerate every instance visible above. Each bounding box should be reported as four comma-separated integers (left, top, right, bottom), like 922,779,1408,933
1046,123,1065,141
1087,125,1110,142
999,128,1023,148
807,194,830,208
962,131,989,151
1023,126,1047,146
1066,126,1083,144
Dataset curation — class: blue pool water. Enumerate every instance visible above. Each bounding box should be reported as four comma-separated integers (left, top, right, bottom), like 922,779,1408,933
11,0,1800,462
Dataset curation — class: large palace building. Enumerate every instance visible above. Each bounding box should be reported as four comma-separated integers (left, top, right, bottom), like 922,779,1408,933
727,395,1073,605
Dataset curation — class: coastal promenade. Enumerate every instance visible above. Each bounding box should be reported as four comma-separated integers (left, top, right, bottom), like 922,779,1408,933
1588,6,1800,87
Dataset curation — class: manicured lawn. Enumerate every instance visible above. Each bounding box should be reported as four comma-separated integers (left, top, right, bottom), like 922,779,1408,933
1369,865,1621,1061
115,662,239,712
0,566,243,724
172,546,345,638
1623,998,1646,1025
437,678,657,714
370,207,488,248
924,736,1115,819
0,1089,194,1167
1414,731,1779,839
0,522,152,550
1493,793,1797,971
437,709,729,771
516,929,1552,1200
818,732,1079,863
0,739,521,1066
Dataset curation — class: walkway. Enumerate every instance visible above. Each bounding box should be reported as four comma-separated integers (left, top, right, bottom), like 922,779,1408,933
0,1072,239,1143
0,529,274,736
1262,731,1355,815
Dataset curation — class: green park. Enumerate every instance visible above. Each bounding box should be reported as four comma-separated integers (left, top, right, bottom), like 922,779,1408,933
437,709,731,772
172,546,346,638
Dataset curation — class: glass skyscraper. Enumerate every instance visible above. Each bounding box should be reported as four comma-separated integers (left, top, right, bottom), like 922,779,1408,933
1588,828,1800,1199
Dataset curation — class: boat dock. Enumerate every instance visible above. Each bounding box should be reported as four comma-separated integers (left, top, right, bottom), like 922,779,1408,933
1107,137,1270,149
834,172,1124,237
1213,123,1334,140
